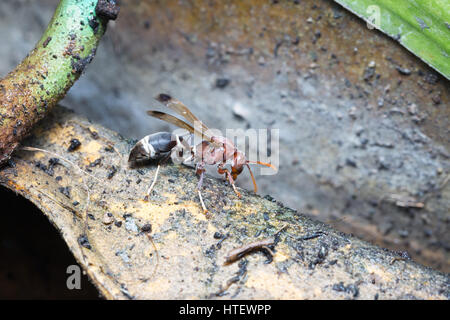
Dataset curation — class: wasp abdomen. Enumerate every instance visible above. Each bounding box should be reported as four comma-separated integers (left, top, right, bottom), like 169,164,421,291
128,132,180,166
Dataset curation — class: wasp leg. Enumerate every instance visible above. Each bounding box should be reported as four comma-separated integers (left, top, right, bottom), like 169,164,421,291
196,163,209,216
144,153,171,201
144,165,160,201
218,165,241,198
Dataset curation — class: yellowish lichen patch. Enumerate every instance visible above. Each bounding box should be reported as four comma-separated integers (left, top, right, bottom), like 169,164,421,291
366,265,394,283
273,243,290,263
145,276,172,296
45,123,76,146
245,267,303,299
28,150,46,160
7,178,25,192
83,154,101,165
80,140,103,157
207,222,219,235
164,230,178,241
162,193,178,204
103,193,207,235
342,244,352,252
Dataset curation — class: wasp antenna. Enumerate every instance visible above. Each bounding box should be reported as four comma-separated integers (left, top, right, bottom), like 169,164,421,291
248,161,277,171
246,164,258,193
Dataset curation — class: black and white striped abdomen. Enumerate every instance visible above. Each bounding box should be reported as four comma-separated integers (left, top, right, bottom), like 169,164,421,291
128,132,179,166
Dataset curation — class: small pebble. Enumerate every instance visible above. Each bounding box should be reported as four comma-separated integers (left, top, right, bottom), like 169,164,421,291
102,212,114,225
407,104,418,115
141,223,152,233
396,66,411,76
215,78,230,88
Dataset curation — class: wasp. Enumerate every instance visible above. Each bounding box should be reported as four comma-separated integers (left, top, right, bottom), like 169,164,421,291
128,93,275,214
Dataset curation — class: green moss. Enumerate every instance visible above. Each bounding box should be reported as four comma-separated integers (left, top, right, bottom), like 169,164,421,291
0,0,112,163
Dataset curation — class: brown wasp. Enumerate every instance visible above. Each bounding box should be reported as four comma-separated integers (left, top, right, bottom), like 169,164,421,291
128,93,275,214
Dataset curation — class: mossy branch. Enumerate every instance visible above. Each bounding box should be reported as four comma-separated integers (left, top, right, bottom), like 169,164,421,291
0,0,119,165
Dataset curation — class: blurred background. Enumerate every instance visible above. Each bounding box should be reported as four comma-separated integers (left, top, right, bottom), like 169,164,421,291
0,0,448,298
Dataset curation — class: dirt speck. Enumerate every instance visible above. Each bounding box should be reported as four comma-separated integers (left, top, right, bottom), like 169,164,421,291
67,139,81,152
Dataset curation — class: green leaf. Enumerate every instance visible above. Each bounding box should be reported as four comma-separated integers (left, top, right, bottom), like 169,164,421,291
333,0,450,79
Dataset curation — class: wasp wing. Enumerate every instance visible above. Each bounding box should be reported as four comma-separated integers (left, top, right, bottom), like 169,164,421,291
155,94,210,135
147,111,212,142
